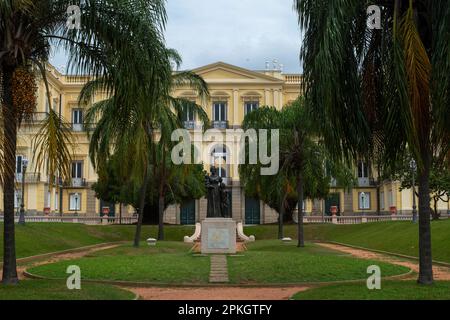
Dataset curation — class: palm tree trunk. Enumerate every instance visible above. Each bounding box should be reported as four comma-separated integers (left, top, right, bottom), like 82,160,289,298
2,66,19,285
417,154,433,284
157,194,164,240
133,171,150,248
297,174,305,248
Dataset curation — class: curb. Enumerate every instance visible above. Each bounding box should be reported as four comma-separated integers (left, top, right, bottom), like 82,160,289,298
0,241,128,269
23,269,413,289
318,241,450,268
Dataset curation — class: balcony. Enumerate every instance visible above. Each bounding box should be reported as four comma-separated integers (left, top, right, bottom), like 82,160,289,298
357,177,376,187
183,121,203,130
15,172,41,183
65,178,87,188
211,120,228,129
23,112,49,123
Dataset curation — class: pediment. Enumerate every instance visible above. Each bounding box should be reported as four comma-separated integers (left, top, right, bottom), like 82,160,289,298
190,62,283,84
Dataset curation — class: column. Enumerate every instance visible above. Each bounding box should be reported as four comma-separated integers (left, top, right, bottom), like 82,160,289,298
273,90,279,108
233,89,239,128
264,89,271,106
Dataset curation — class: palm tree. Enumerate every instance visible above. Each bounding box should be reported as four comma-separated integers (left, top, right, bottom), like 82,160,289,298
85,52,209,247
295,0,450,284
0,0,169,285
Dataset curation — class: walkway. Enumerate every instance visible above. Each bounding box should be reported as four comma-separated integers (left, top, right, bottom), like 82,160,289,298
209,255,229,283
317,242,450,280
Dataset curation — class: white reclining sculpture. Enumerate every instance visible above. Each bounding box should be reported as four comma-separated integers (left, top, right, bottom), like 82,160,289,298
236,222,255,242
184,223,201,243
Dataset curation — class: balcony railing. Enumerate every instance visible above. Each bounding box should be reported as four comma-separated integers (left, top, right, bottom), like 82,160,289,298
15,172,41,183
64,178,87,188
212,120,228,129
183,121,203,130
358,177,376,187
23,112,49,123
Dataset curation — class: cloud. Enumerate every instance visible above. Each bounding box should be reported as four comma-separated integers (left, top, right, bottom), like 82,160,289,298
166,0,302,72
51,1,303,73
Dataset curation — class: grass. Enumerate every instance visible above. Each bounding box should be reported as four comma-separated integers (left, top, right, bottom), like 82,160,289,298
28,242,210,284
291,281,450,300
0,223,194,261
228,240,409,284
245,219,450,263
1,219,449,264
0,280,134,300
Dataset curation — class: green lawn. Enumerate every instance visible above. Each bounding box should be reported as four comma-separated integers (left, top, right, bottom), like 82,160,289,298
245,219,450,263
1,220,449,265
0,280,134,300
29,240,408,285
228,240,409,284
292,281,450,300
28,242,210,284
0,223,194,261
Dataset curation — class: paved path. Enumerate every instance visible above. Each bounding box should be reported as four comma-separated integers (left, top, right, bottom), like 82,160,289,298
126,286,311,300
317,242,450,280
209,255,229,283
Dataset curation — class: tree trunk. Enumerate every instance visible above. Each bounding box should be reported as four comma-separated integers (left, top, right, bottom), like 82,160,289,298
278,194,286,240
133,172,150,248
2,66,19,285
157,194,164,241
417,155,433,284
297,174,305,248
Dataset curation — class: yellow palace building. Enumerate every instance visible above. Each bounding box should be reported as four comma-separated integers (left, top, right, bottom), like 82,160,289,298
2,61,448,224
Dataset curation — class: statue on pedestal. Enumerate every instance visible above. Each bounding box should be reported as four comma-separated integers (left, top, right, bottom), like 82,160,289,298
205,167,229,218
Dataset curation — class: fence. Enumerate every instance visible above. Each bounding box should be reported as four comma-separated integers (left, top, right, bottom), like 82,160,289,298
0,215,137,225
294,213,449,225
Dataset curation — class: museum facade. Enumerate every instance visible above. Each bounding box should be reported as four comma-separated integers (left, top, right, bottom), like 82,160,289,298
3,61,447,224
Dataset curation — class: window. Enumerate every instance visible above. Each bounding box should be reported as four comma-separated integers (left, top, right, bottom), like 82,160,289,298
218,167,227,178
55,193,59,210
244,101,259,115
71,161,83,179
16,155,23,174
388,190,393,207
380,192,385,210
183,105,195,122
72,109,83,131
213,102,227,121
357,161,369,178
14,190,22,209
69,193,81,211
46,191,51,208
358,192,371,209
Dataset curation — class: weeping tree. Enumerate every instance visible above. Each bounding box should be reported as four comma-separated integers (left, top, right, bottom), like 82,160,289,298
296,0,450,284
92,147,206,236
1,0,169,285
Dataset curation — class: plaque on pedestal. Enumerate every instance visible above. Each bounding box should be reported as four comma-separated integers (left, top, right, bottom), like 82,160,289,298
201,218,236,254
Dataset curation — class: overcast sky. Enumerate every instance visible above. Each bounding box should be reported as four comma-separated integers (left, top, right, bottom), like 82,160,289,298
51,0,303,73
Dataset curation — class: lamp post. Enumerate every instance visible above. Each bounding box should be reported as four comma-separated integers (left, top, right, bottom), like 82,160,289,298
410,159,418,223
18,158,28,225
74,193,79,216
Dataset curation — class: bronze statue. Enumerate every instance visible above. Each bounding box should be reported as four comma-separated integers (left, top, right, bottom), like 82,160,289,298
205,167,229,218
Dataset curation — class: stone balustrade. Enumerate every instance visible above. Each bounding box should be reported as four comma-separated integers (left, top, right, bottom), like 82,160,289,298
0,215,137,225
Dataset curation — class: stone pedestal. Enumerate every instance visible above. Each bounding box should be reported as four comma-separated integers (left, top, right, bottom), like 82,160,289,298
201,218,236,254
